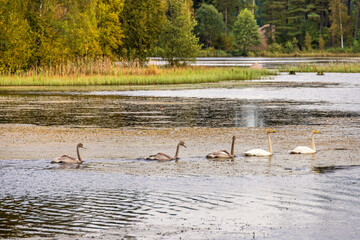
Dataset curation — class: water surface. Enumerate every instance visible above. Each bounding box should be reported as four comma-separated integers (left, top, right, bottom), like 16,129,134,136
1,159,359,239
0,73,359,128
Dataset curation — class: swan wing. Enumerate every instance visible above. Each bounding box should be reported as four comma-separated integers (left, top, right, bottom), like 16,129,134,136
290,146,315,154
146,152,172,161
206,150,232,158
51,155,79,164
244,149,271,157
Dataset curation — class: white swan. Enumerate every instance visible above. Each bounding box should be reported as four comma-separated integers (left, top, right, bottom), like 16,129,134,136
51,143,86,164
245,129,275,157
290,130,320,154
206,136,236,159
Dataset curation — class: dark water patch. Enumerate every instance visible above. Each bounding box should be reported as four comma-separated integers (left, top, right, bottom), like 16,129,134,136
0,93,358,128
313,165,360,174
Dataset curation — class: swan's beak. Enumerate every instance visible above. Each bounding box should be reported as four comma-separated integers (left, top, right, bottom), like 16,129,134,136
183,145,187,148
82,147,87,149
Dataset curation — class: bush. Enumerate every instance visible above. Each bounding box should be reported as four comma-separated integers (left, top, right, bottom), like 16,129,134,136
319,36,325,50
283,41,294,53
352,40,360,53
268,43,283,54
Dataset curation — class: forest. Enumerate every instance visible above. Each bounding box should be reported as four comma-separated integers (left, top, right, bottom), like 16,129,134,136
1,0,360,73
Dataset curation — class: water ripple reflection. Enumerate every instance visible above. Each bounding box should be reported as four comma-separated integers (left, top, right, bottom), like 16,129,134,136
0,160,360,239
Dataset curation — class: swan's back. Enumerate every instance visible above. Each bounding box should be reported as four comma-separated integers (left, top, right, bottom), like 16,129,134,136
206,150,231,158
290,146,315,154
245,149,272,157
146,152,173,161
51,155,81,164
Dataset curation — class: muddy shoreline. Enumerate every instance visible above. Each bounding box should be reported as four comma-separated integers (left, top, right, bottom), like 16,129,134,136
1,120,359,177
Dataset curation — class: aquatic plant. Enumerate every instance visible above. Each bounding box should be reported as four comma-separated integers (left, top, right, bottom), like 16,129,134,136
0,67,276,86
278,63,360,73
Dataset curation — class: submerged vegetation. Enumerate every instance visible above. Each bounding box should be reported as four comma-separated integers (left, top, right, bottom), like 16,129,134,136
0,66,276,86
279,63,360,73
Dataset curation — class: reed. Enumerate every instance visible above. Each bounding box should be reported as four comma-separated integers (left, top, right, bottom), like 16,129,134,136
0,66,276,86
278,63,360,73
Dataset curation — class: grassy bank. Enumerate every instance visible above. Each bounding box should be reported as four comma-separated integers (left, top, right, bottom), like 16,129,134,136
278,63,360,73
0,67,276,86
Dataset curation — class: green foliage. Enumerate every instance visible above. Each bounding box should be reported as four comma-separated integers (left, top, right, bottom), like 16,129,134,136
195,3,224,48
157,0,201,66
120,0,166,65
232,9,261,55
319,35,325,50
353,40,360,52
284,41,294,53
97,0,124,59
0,0,34,73
304,32,312,50
0,67,277,86
268,43,283,54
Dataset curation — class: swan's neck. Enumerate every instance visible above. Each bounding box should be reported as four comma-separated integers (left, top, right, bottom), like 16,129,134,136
311,132,316,151
230,138,235,157
77,146,82,162
174,143,181,159
267,133,273,154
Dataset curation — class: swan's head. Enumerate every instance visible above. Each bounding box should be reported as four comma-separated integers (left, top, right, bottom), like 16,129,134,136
179,141,186,148
232,136,236,140
267,129,275,134
313,130,320,134
77,143,86,149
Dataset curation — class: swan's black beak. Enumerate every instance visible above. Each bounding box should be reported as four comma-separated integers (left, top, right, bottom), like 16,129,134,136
183,145,187,148
82,147,87,149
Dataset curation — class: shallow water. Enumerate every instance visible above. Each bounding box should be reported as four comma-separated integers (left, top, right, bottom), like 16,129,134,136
1,159,359,239
1,71,360,239
150,57,360,68
0,73,359,128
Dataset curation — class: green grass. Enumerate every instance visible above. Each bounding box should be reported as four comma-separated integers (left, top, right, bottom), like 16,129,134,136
278,63,360,73
0,67,276,86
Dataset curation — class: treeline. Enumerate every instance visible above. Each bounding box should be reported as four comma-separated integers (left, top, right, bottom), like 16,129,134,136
1,0,360,73
193,0,360,54
0,0,200,73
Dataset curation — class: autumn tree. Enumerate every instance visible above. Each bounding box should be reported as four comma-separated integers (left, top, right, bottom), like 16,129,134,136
0,0,34,73
96,0,124,59
119,0,166,64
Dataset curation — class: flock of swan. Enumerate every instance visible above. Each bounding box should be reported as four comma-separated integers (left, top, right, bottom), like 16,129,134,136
51,129,320,164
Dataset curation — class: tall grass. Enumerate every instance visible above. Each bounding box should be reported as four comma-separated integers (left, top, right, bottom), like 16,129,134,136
278,63,360,73
0,66,276,86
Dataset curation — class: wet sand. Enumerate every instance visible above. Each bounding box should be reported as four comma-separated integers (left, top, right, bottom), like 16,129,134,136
1,119,359,177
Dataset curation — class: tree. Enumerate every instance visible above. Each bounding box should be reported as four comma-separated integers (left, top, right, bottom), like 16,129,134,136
329,0,350,47
96,0,124,59
157,0,201,66
0,0,34,73
119,0,166,64
304,32,312,50
287,0,306,45
195,3,225,48
232,8,261,55
260,0,289,44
